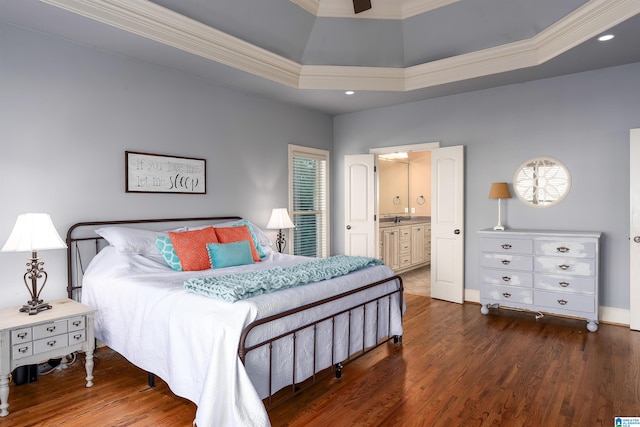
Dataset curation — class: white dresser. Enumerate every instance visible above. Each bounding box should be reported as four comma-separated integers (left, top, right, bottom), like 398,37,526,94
478,229,601,332
0,299,95,416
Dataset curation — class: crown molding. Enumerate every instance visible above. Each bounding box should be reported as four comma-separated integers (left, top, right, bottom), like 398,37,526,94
290,0,460,19
41,0,302,87
41,0,640,92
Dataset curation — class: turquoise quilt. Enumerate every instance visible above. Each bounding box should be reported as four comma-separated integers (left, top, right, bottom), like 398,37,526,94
184,255,383,302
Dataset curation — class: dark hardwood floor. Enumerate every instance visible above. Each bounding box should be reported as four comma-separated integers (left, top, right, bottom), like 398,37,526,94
1,295,639,426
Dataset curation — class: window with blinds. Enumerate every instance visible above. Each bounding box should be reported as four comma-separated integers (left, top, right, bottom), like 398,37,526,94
289,145,329,258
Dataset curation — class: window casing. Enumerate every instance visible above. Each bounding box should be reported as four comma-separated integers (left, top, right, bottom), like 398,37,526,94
289,145,330,258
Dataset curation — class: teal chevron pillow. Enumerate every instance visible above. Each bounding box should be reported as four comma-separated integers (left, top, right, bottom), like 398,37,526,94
155,235,182,271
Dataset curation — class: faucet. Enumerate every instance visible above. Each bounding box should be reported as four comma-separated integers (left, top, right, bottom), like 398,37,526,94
394,215,401,223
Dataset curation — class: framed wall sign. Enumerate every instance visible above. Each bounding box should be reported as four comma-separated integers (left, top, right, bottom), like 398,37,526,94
125,151,206,194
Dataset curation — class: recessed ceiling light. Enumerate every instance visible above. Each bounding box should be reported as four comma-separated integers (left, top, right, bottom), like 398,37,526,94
598,34,615,41
345,90,355,95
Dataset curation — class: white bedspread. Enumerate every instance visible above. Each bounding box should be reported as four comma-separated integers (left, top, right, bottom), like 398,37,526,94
81,247,402,427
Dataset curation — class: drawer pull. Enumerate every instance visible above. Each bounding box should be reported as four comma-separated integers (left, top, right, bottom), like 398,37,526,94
556,246,570,253
47,340,57,347
47,326,56,332
72,334,83,341
501,244,512,250
17,332,28,339
557,299,568,306
559,281,570,288
558,264,571,271
501,259,511,265
502,292,511,298
501,276,511,282
18,346,29,353
72,321,82,327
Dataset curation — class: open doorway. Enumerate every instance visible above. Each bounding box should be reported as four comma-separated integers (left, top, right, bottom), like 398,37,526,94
377,150,432,297
346,143,464,303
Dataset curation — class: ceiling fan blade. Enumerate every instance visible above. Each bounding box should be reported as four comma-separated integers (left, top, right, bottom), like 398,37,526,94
353,0,372,14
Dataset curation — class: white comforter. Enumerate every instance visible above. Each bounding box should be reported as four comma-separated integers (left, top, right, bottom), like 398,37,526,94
82,247,402,427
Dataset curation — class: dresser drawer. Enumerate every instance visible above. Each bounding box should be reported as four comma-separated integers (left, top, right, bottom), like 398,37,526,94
481,268,532,287
483,285,533,305
534,290,595,314
481,238,533,255
69,329,87,344
399,241,411,254
68,316,86,332
480,254,533,271
33,334,69,355
534,274,596,294
33,320,68,340
535,257,596,276
11,327,32,344
534,240,596,258
12,342,33,360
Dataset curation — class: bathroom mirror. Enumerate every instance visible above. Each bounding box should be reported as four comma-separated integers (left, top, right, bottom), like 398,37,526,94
513,157,571,207
378,151,432,217
378,155,409,215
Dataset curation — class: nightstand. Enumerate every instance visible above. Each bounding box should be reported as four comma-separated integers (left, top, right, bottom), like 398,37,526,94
0,299,96,417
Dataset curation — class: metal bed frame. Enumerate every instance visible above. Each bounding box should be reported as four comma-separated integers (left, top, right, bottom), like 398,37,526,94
66,216,403,410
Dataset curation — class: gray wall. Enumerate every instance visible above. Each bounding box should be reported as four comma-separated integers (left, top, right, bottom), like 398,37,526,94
333,61,640,311
0,22,332,308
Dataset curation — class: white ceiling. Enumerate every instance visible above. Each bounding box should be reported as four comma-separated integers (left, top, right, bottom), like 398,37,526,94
2,0,640,115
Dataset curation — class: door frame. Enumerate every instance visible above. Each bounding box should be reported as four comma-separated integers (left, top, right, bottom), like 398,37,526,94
630,129,640,330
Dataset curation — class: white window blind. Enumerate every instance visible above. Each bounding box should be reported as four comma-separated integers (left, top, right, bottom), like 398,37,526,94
289,145,329,258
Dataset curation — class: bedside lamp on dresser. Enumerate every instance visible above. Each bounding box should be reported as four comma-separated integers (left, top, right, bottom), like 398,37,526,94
0,213,97,417
1,213,67,315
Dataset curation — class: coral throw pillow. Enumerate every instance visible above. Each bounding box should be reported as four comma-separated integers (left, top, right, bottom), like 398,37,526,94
168,227,219,271
214,225,261,262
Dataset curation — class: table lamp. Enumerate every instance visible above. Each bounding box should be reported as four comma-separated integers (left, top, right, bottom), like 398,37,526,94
266,208,295,253
2,213,67,314
488,182,512,231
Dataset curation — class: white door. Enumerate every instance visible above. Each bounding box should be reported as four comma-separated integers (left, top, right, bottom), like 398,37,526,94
430,145,465,303
344,154,377,257
630,129,640,330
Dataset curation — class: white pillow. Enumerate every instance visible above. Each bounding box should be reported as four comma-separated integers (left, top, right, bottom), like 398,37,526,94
95,226,167,264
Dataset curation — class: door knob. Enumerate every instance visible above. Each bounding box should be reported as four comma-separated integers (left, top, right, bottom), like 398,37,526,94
454,229,461,235
346,225,351,230
635,236,640,243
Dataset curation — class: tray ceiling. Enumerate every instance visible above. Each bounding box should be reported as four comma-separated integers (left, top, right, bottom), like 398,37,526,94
2,0,640,114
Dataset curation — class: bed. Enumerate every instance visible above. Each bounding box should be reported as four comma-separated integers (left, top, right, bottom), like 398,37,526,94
66,216,404,427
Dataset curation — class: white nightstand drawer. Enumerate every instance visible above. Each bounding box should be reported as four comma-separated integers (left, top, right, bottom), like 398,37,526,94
12,342,33,360
481,254,533,271
481,269,533,287
535,257,596,276
481,238,533,255
33,334,69,355
534,274,596,294
534,290,595,314
33,320,68,340
11,327,31,344
483,285,533,305
68,330,87,344
535,240,596,258
68,316,85,332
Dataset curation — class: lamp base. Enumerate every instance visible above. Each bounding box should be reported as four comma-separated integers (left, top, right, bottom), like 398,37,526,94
493,224,505,231
274,229,286,253
20,301,52,316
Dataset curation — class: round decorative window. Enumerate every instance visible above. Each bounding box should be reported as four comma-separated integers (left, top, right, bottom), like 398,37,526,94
513,157,571,208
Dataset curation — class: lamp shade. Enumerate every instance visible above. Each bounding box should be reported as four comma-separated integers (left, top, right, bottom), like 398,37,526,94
266,208,295,230
2,213,67,252
488,182,512,199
